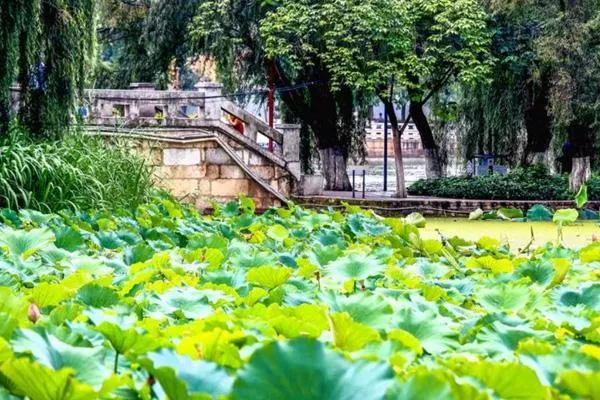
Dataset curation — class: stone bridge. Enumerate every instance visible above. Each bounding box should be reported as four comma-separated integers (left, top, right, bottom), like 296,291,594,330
13,82,302,210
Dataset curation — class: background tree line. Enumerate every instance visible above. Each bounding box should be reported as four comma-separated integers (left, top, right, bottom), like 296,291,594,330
1,0,598,195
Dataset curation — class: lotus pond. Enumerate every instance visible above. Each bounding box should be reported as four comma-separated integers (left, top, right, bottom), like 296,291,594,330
0,197,598,400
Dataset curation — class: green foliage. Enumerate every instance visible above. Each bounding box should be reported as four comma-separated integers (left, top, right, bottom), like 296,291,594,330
408,165,595,200
0,0,95,138
0,130,152,212
0,196,598,399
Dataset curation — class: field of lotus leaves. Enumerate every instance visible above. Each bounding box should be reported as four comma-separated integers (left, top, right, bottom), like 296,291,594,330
0,196,598,399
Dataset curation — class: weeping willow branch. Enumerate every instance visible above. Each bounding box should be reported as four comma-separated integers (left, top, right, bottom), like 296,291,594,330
0,0,96,139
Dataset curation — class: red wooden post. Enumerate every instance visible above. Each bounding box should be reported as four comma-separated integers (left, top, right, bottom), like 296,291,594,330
267,83,274,152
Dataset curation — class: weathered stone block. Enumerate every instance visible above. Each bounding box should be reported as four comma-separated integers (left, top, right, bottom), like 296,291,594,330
250,166,274,180
206,165,220,179
211,179,249,196
163,179,198,198
164,148,201,166
173,165,207,179
153,165,206,180
286,161,301,180
205,148,233,165
220,165,247,179
198,179,211,195
299,175,324,196
133,147,163,166
248,181,269,198
249,153,267,166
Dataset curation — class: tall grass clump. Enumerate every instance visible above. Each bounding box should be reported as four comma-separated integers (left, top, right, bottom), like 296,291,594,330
0,127,153,212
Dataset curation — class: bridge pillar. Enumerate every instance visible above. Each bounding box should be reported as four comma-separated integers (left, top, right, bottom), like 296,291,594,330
195,80,223,120
276,123,301,180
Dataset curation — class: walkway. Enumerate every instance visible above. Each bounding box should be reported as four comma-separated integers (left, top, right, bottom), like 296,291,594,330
292,191,599,217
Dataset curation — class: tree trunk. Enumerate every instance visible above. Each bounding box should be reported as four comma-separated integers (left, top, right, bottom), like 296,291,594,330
410,101,443,178
381,97,407,198
570,156,591,192
266,60,352,191
525,151,552,168
424,148,443,179
523,73,552,168
320,146,352,191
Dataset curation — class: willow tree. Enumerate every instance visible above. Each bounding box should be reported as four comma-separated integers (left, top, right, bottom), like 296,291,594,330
190,0,366,190
459,2,558,168
539,0,600,191
0,0,95,138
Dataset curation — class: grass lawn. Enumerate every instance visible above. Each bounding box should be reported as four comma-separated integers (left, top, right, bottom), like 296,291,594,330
422,218,600,250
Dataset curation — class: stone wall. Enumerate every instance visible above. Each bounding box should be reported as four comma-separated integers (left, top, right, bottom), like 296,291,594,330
130,136,293,210
292,195,600,217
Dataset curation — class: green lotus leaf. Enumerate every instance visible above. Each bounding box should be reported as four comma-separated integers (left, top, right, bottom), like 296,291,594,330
575,184,588,209
321,291,393,329
144,349,233,400
30,282,71,308
0,358,96,400
325,252,385,282
580,242,600,263
472,322,551,356
231,338,394,400
76,284,120,308
11,329,110,388
527,204,554,221
552,284,600,311
465,255,514,273
469,208,484,220
516,261,554,285
95,231,124,250
230,251,277,269
246,266,292,290
313,229,345,246
579,208,599,220
330,312,380,352
267,224,289,242
557,370,600,399
498,207,524,220
95,322,159,355
0,227,55,260
477,285,530,312
311,245,343,266
123,243,155,265
0,312,19,340
150,287,216,319
395,309,458,355
387,372,456,400
553,209,579,226
477,236,501,251
482,210,498,220
404,213,426,228
453,360,548,399
53,227,86,252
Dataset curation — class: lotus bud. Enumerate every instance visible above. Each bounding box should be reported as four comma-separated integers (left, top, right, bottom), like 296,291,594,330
28,303,41,323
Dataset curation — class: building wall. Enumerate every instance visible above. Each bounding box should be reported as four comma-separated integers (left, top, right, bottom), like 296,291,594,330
365,119,424,158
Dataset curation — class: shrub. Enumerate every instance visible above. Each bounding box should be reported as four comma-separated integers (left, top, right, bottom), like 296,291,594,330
407,164,598,200
0,130,153,212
